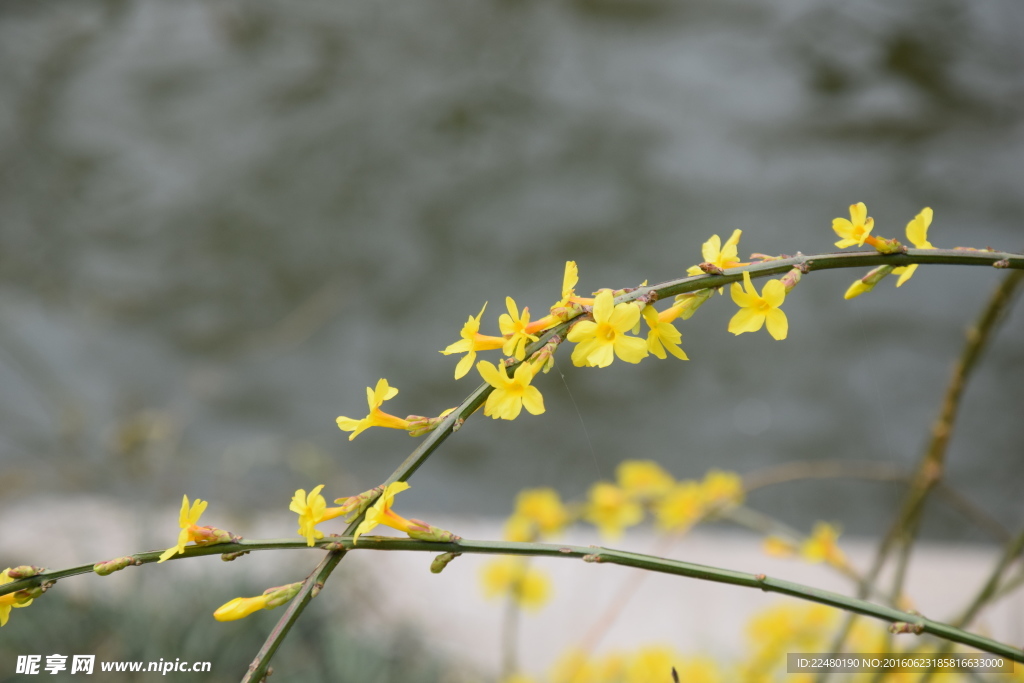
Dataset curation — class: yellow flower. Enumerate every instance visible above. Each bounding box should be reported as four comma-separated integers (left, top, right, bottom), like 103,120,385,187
440,303,505,379
584,482,643,538
567,290,648,367
625,645,684,683
617,459,675,499
728,271,788,340
289,485,353,546
762,535,797,557
642,305,689,360
700,469,744,510
673,656,723,683
687,229,745,276
336,379,411,440
158,495,233,563
893,207,935,287
512,488,570,537
352,481,412,543
480,557,551,611
477,360,545,420
801,522,847,567
0,569,33,627
832,202,875,248
499,297,540,360
213,582,302,622
503,514,534,543
654,480,703,532
551,649,598,683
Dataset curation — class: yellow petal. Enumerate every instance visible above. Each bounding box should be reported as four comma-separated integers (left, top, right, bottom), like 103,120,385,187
728,308,764,335
454,351,475,380
566,320,597,342
591,290,614,323
614,335,649,364
476,360,505,388
849,202,867,225
700,234,722,264
522,386,545,415
761,279,786,308
607,301,640,332
894,263,918,287
906,208,933,248
765,308,789,340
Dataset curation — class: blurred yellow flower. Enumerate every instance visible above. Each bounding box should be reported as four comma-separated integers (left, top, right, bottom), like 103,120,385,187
480,557,551,611
700,469,744,511
617,459,675,499
513,488,570,537
654,480,704,533
801,522,847,567
584,482,643,538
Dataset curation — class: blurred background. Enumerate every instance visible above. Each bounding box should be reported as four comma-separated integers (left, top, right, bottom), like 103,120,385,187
1,0,1023,679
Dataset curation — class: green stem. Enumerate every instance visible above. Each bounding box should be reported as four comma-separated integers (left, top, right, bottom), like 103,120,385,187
4,536,1022,663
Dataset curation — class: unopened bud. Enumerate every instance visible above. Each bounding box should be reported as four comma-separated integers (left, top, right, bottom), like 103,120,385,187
672,289,714,321
191,526,239,547
844,265,894,300
221,550,251,562
872,236,904,254
430,552,462,574
335,485,384,520
779,267,802,293
93,556,140,576
5,566,44,580
263,582,303,609
406,519,460,543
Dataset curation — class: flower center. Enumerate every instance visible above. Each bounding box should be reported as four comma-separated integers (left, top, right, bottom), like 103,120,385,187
598,324,616,341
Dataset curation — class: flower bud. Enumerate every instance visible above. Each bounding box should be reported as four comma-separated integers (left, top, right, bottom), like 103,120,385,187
406,518,461,543
93,556,139,576
430,552,461,574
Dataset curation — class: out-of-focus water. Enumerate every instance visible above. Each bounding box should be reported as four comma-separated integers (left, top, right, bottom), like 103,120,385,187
0,0,1022,538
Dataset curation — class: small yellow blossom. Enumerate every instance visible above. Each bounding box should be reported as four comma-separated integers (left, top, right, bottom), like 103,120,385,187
480,557,551,611
832,202,875,248
763,535,797,557
352,481,411,543
584,481,643,538
642,306,689,360
499,297,540,360
512,488,570,537
213,582,302,622
440,303,505,379
700,469,744,511
687,229,745,276
893,207,935,287
289,485,353,546
625,645,684,683
654,480,704,532
336,379,411,440
801,522,847,567
617,459,675,499
728,271,788,340
551,649,598,683
158,495,232,563
503,514,535,543
567,290,648,367
0,569,33,627
477,360,545,420
673,656,724,683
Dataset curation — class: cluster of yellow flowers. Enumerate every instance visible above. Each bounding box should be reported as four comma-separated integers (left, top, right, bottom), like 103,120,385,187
480,461,745,612
834,202,936,298
503,599,958,683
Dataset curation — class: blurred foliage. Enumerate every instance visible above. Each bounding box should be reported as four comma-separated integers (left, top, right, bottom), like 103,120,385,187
0,579,464,683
